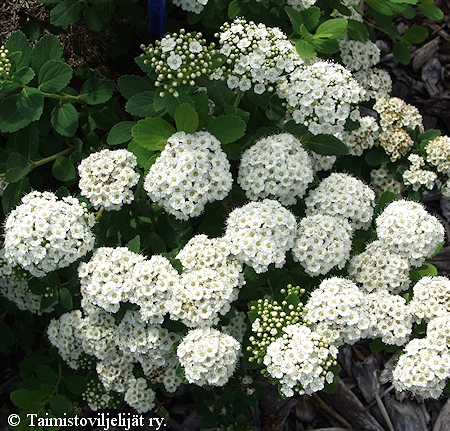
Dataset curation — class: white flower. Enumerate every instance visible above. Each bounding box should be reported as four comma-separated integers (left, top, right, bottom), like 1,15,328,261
167,52,183,70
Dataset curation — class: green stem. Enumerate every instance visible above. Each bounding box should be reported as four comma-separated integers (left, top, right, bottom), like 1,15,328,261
30,147,75,169
95,205,105,221
234,90,243,108
41,91,80,103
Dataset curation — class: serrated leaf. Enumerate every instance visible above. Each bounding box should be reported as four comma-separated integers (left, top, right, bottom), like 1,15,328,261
126,235,141,253
410,263,438,283
295,39,316,58
31,34,63,73
393,40,411,65
50,0,83,26
366,0,406,14
125,91,157,117
59,287,73,309
79,78,114,105
131,117,176,151
228,0,245,19
38,60,72,92
402,25,429,45
205,115,246,145
52,156,76,182
118,75,154,99
10,389,48,411
9,124,40,160
418,4,444,20
2,177,30,213
36,365,57,386
174,103,199,133
12,67,35,85
16,87,44,121
347,19,369,42
51,103,79,137
108,121,135,145
302,133,349,155
50,394,73,414
83,6,103,31
301,6,321,31
6,153,30,183
312,38,340,54
314,18,347,39
127,141,155,168
285,6,303,34
5,30,31,69
0,95,33,133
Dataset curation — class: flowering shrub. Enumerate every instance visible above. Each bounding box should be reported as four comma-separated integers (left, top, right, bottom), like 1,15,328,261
0,0,449,429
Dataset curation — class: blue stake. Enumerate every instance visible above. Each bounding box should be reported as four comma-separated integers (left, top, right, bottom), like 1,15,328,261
148,0,166,42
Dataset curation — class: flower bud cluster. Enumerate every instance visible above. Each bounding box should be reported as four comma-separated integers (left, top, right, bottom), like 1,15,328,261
402,154,437,191
82,378,122,411
223,199,297,273
177,327,241,386
216,18,304,94
237,133,314,205
0,46,11,80
374,97,423,161
263,324,338,397
169,235,245,327
277,60,366,136
305,172,376,230
304,277,371,346
172,0,208,13
348,240,410,294
3,191,95,277
292,214,353,276
140,30,219,97
339,39,381,72
338,115,380,156
78,149,140,211
375,200,444,267
144,131,233,220
425,135,450,174
247,287,305,365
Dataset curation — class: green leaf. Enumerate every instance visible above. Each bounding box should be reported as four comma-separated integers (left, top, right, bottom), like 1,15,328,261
347,19,369,42
390,0,416,3
301,6,321,31
312,38,340,54
79,78,114,105
16,87,44,121
0,94,33,133
364,147,391,166
418,4,444,20
285,6,303,34
374,190,397,218
205,115,246,145
2,177,31,213
31,34,63,73
83,6,104,32
50,394,73,414
127,141,155,168
10,124,40,160
52,156,76,182
118,75,154,99
131,117,176,151
63,374,87,396
410,263,438,283
59,287,73,309
6,153,30,183
366,0,406,14
174,103,199,133
295,40,316,58
38,60,73,92
314,18,347,39
10,389,48,411
302,133,349,155
12,67,35,85
402,25,429,45
107,121,135,145
126,235,141,253
402,5,416,19
36,365,57,386
228,0,245,19
51,103,79,137
6,31,32,69
50,0,83,26
0,322,15,352
393,40,411,64
125,91,157,117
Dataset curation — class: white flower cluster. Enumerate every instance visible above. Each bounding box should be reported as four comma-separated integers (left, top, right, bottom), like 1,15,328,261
169,235,245,327
221,310,248,345
277,60,366,135
0,45,11,80
348,240,410,294
171,0,208,13
263,324,338,397
370,166,403,196
392,337,450,399
375,200,444,267
217,18,304,94
425,135,450,174
353,68,392,101
177,327,240,386
286,0,317,11
237,133,314,205
144,131,232,220
365,290,412,346
124,377,156,413
402,154,437,191
78,247,145,313
339,39,380,71
305,172,376,230
82,378,121,411
409,276,450,323
310,153,337,172
223,199,297,273
140,30,218,97
374,97,423,161
292,214,353,276
78,149,139,211
338,115,379,156
304,277,370,346
3,191,95,277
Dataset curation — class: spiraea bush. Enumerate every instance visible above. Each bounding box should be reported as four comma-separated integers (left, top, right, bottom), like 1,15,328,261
1,0,449,429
